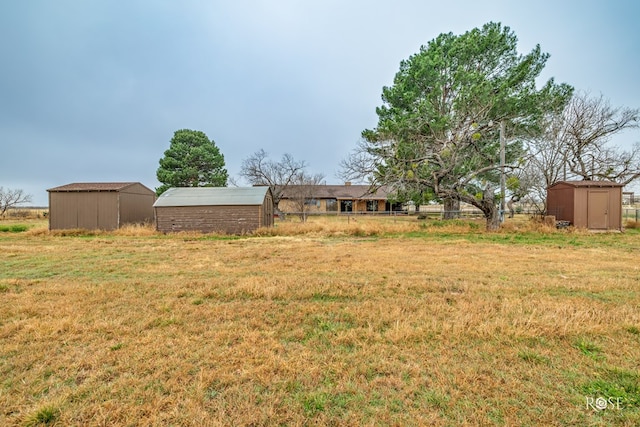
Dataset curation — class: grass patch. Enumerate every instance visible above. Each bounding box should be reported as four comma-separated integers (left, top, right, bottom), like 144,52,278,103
582,368,640,409
518,349,551,365
1,215,640,425
574,338,605,361
24,405,59,426
0,224,28,233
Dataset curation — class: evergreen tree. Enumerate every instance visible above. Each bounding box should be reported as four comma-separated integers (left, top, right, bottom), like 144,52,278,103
156,129,228,195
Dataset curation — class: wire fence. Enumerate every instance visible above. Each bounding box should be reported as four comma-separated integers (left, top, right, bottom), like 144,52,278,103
279,208,640,222
623,208,640,222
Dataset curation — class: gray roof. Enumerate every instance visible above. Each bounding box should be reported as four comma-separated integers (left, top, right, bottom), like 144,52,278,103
153,186,270,207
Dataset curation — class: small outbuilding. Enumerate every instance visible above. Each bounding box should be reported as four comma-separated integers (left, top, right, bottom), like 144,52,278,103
547,180,623,230
48,182,156,230
153,186,274,234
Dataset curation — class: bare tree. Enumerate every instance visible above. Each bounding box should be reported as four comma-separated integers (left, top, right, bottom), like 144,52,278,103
523,92,640,213
0,187,33,217
284,172,326,222
519,114,571,213
239,150,307,212
563,92,640,184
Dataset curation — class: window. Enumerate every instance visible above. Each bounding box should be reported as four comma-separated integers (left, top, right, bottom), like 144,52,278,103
326,198,338,211
367,200,379,212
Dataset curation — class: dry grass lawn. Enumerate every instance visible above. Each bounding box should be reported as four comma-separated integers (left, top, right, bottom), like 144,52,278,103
1,215,639,426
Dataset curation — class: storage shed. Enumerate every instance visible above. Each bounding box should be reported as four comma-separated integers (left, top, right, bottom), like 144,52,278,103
48,182,156,230
154,186,274,234
547,181,623,230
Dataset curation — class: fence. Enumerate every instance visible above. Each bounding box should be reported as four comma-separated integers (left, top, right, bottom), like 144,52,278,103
623,208,640,222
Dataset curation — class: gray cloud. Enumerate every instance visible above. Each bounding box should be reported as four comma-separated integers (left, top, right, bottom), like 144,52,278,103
1,0,639,205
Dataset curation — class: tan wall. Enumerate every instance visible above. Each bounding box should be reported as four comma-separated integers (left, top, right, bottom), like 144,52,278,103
277,199,325,213
155,205,263,234
278,198,386,214
608,187,622,230
49,192,79,230
49,185,155,230
583,187,622,230
573,188,588,228
49,191,119,230
548,185,622,230
120,184,156,225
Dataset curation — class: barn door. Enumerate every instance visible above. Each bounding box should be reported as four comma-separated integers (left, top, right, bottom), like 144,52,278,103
588,190,609,229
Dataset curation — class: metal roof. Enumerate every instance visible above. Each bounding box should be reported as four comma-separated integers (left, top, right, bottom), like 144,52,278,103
47,182,143,192
153,186,270,207
549,180,624,189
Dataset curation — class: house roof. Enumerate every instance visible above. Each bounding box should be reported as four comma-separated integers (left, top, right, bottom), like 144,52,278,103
47,182,144,192
280,184,389,200
549,180,623,189
153,186,271,207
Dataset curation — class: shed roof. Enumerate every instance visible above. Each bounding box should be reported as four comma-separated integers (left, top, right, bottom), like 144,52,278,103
548,180,623,189
280,184,389,200
48,182,146,192
153,186,271,207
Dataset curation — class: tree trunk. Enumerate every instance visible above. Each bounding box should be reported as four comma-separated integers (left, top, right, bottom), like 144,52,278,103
484,205,501,231
507,198,515,218
443,197,460,219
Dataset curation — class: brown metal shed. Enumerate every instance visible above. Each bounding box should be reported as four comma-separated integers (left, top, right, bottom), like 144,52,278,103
153,186,274,234
547,181,623,230
47,182,156,230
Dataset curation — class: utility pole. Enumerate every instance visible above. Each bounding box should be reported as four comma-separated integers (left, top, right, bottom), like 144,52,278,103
500,121,506,222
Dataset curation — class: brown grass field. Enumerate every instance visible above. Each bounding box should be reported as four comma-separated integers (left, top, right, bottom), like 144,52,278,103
1,215,639,426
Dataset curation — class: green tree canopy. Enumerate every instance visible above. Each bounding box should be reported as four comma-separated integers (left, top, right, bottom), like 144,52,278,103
341,22,573,229
156,129,228,195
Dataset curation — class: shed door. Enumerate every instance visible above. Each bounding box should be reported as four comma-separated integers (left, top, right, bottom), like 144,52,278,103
588,190,609,229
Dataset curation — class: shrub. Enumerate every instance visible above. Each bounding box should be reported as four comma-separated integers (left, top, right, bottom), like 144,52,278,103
625,220,639,229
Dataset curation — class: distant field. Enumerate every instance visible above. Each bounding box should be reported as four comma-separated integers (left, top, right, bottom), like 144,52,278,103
1,216,639,426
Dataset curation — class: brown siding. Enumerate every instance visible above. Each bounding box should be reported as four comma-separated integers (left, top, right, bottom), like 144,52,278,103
155,205,262,234
547,182,623,230
120,184,156,225
609,187,622,230
97,192,119,230
573,188,588,228
262,193,274,227
49,192,80,230
547,183,574,222
49,183,156,230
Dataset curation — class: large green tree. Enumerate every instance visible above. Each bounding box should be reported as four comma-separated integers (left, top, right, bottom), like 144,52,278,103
341,22,573,229
156,129,228,195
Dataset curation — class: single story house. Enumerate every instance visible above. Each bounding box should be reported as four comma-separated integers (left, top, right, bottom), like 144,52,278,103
153,186,274,234
278,183,395,214
47,182,156,230
547,180,623,230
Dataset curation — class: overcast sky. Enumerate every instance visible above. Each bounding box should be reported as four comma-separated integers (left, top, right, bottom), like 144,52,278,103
2,1,639,205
